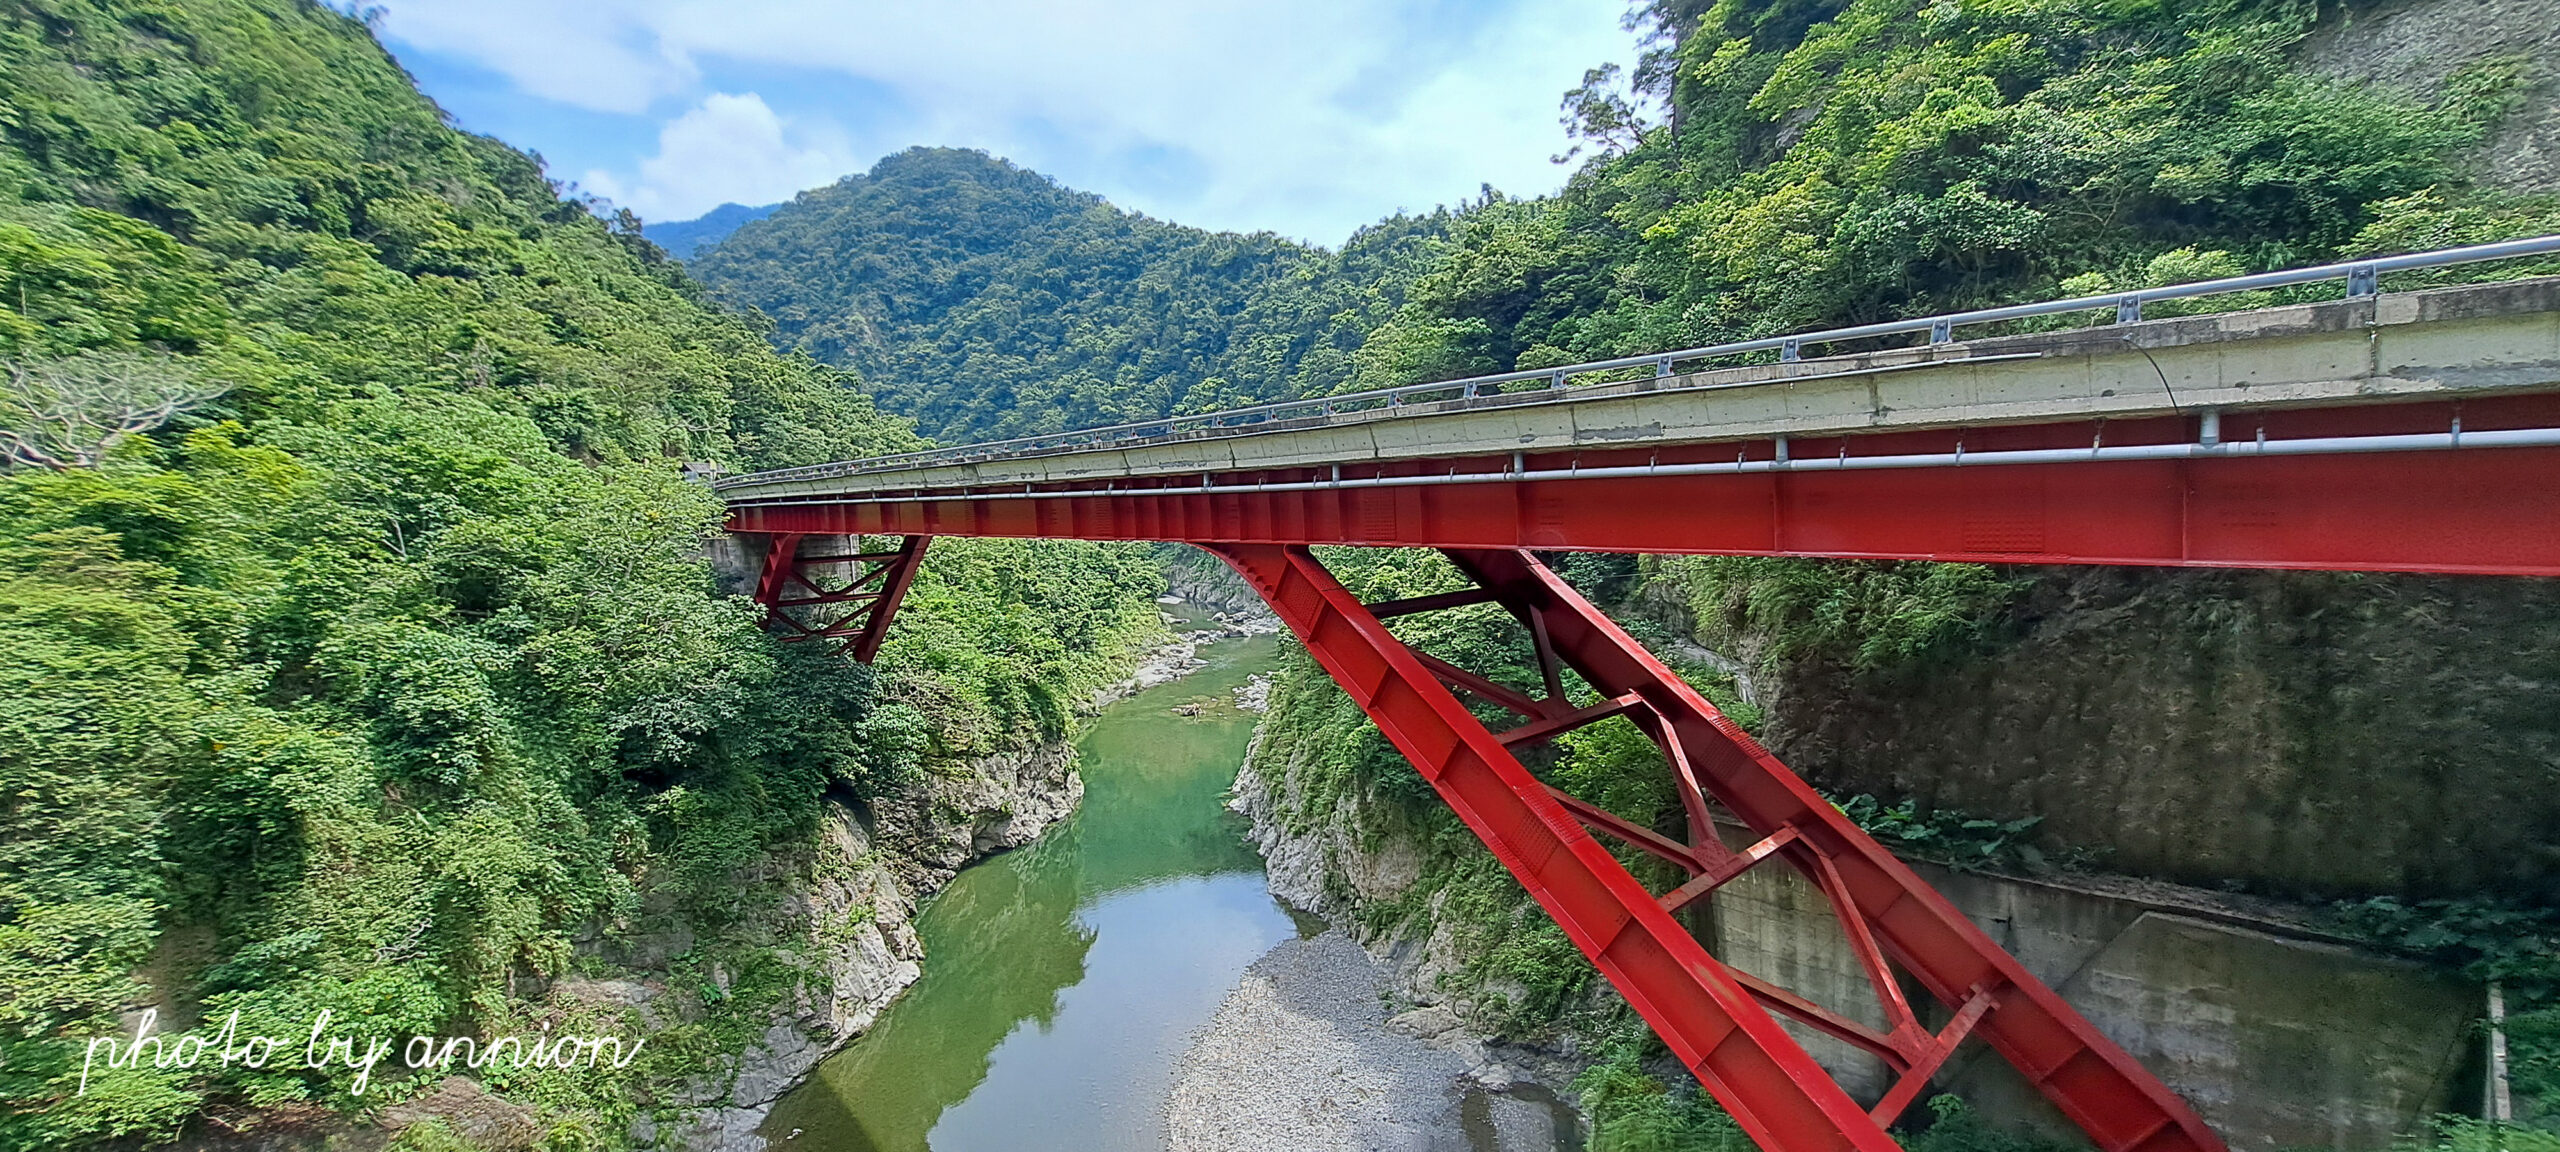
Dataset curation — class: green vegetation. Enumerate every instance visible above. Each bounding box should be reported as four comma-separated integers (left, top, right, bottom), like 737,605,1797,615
2332,897,2560,1127
0,2,1163,1148
687,147,1451,441
1351,0,2558,385
1576,1059,2081,1152
2395,1119,2560,1152
1,0,2553,1145
1650,555,2026,680
685,0,2560,451
1573,1040,1754,1152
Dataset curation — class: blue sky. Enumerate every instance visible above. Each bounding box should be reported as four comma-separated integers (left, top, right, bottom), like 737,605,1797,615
368,0,1636,245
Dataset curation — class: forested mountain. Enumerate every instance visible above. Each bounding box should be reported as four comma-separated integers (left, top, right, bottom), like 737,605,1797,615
689,148,1450,441
644,200,778,260
0,3,1161,1149
683,0,2556,451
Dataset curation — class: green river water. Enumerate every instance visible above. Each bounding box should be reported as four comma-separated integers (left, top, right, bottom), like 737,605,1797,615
757,632,1304,1152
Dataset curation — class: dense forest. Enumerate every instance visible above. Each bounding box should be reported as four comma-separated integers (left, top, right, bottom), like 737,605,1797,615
688,148,1452,442
0,2,1164,1149
1349,0,2558,382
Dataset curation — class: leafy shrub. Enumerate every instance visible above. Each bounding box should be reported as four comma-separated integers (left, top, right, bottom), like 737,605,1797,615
1835,795,2064,874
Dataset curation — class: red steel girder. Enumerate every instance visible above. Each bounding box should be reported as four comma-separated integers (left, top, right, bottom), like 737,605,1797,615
724,428,2560,577
1204,542,2225,1152
750,533,931,662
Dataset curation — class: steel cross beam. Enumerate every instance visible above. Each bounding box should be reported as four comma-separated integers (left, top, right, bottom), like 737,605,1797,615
1203,542,2224,1152
751,533,932,662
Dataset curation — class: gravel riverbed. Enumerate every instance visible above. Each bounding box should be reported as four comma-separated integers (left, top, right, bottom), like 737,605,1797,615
1163,932,1575,1152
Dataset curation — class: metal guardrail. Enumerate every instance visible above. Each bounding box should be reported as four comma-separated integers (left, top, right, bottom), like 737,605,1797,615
715,234,2560,491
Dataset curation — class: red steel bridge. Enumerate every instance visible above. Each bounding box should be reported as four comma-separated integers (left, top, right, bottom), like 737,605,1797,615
718,240,2560,1152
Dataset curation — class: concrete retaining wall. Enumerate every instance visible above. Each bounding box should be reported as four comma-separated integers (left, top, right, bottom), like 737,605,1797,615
1703,853,2475,1149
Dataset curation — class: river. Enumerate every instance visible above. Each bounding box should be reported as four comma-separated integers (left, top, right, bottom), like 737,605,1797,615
757,630,1302,1152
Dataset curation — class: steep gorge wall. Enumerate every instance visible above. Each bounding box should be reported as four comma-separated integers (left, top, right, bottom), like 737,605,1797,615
1704,566,2560,901
1160,544,1270,617
630,740,1086,1151
1231,555,2557,1142
1230,696,2477,1149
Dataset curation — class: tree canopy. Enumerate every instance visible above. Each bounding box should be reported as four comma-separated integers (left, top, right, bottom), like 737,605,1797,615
1349,0,2558,383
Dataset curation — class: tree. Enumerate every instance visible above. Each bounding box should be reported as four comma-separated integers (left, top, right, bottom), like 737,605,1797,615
1556,64,1652,164
0,352,225,471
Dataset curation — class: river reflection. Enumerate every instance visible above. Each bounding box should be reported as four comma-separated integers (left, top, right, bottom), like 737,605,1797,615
759,634,1295,1152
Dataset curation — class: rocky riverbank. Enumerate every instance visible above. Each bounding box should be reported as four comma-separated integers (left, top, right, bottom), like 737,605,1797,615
1222,675,1604,1146
1093,595,1281,710
1165,933,1575,1152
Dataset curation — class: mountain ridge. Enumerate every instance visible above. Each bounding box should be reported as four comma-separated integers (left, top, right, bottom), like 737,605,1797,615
690,147,1451,441
646,199,781,259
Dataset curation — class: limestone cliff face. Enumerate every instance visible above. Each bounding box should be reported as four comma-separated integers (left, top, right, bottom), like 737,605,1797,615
1230,727,1418,930
1162,545,1269,617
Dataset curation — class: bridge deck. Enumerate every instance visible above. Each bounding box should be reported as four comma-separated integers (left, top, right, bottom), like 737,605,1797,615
719,277,2560,504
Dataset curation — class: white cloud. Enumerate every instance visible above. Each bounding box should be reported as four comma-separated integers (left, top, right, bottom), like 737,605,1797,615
580,92,854,222
374,0,1632,241
376,0,692,115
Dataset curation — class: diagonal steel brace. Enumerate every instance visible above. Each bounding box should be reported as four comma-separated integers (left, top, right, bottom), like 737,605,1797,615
750,533,932,662
1206,542,2223,1152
